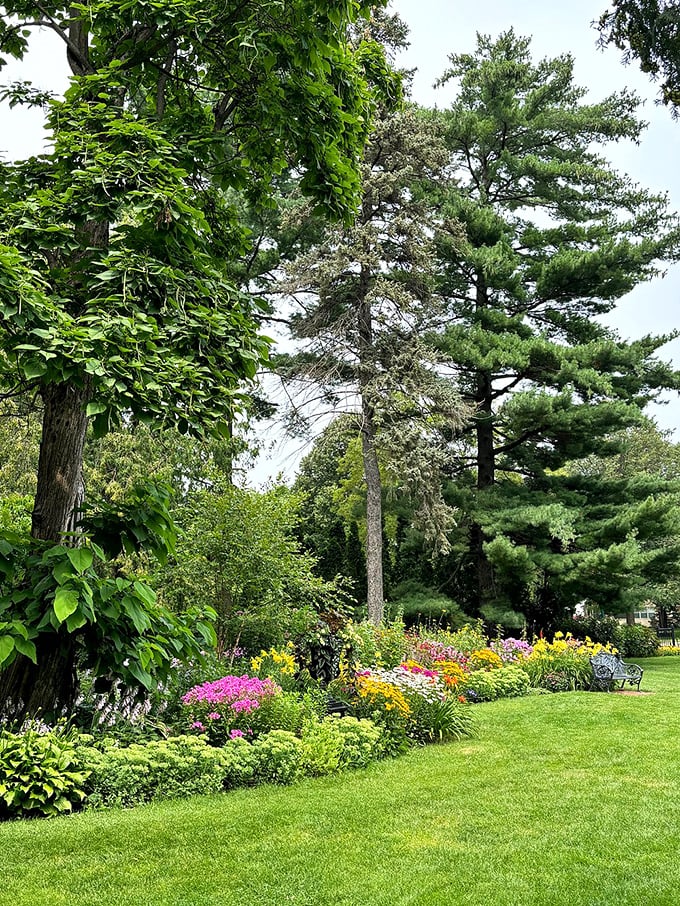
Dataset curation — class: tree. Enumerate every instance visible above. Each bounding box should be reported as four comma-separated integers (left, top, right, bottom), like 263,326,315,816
277,101,469,623
432,31,680,625
599,1,680,114
0,0,397,719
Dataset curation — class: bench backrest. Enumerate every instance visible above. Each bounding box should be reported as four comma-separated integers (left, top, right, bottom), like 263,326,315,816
590,651,622,671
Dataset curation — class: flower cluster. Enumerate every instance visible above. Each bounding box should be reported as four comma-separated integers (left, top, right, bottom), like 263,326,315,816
251,643,297,678
355,672,411,717
375,665,447,703
490,638,534,663
183,674,281,738
469,649,504,671
435,660,468,687
410,638,468,668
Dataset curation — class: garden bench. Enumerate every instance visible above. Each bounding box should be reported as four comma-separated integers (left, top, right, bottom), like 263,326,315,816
325,696,350,717
589,651,643,692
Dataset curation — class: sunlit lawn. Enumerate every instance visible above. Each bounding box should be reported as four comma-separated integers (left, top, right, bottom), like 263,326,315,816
2,657,680,906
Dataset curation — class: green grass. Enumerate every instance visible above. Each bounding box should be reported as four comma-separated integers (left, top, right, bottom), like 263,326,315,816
3,658,680,905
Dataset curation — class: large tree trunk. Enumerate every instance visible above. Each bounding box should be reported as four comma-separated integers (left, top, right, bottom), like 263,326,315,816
472,274,496,613
357,264,384,624
0,380,90,723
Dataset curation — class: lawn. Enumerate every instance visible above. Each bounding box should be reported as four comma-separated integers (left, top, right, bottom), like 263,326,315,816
2,657,680,906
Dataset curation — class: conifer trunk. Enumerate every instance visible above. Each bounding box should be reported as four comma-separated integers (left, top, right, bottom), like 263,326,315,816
473,275,495,612
357,264,384,624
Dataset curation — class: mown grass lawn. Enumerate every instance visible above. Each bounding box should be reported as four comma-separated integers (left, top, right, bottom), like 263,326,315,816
2,657,680,906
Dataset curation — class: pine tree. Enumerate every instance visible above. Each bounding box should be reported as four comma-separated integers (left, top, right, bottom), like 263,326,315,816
432,31,680,625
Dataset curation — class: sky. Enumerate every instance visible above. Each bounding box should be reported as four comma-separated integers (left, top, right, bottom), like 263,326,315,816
0,2,679,483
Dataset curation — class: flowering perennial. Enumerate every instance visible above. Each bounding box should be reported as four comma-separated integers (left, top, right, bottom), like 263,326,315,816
490,638,534,663
469,649,504,671
251,643,297,678
182,675,281,738
355,672,411,717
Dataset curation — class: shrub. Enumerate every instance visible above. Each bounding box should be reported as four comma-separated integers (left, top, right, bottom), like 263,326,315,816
340,619,409,672
619,625,659,659
0,725,89,819
387,581,469,630
564,616,625,650
328,716,385,768
461,665,530,702
251,730,304,784
78,735,235,808
299,720,344,776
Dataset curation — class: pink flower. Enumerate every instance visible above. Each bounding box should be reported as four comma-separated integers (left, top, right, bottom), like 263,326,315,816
229,729,244,739
191,721,205,731
207,712,221,720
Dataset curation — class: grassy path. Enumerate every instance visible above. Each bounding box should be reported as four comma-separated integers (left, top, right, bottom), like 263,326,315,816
2,658,680,905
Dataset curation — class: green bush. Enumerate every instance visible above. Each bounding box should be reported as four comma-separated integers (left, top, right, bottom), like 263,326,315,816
620,625,659,659
0,726,89,819
340,619,409,670
328,716,385,768
387,581,469,630
461,665,531,702
407,697,474,744
250,691,326,737
561,616,625,650
251,730,304,784
78,735,234,808
299,720,344,776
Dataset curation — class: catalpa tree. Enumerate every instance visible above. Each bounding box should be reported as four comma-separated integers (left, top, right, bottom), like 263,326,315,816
0,0,398,720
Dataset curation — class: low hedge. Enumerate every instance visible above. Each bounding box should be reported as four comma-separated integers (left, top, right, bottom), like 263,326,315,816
0,716,387,819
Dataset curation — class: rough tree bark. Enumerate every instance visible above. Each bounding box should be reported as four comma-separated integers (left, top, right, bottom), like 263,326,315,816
0,381,91,722
472,274,496,613
357,264,384,624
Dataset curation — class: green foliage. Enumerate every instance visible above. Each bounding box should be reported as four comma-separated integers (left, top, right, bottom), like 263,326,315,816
461,665,531,702
79,734,249,808
388,580,468,630
0,505,216,693
325,715,385,768
299,719,344,776
431,30,680,627
156,485,347,651
521,650,591,692
247,692,326,740
340,619,410,671
251,730,305,785
599,1,680,113
619,624,659,659
0,725,89,818
406,697,474,744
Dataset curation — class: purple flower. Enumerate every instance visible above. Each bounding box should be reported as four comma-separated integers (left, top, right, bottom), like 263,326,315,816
229,729,244,739
191,721,205,730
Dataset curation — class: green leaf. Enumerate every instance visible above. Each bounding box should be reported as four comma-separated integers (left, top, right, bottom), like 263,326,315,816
13,637,37,663
53,588,79,623
0,635,15,664
85,401,107,416
66,548,93,574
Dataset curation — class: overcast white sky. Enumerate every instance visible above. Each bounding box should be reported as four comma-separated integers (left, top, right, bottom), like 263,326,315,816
1,2,679,483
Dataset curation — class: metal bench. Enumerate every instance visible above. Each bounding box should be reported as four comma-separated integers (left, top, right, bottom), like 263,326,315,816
589,651,643,692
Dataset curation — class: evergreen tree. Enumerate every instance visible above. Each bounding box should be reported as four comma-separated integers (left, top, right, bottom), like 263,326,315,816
432,31,680,625
278,99,468,623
